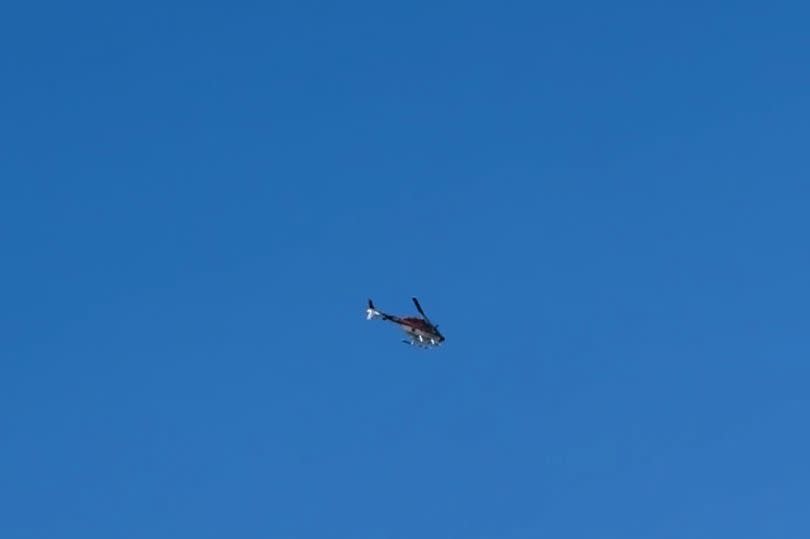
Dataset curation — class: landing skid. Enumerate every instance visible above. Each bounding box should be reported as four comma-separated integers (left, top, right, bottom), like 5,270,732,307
402,337,440,348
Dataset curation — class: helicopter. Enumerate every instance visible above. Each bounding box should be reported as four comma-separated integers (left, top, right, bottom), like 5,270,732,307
366,297,445,347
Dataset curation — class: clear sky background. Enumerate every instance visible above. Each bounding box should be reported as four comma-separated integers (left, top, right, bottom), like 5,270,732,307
2,1,809,538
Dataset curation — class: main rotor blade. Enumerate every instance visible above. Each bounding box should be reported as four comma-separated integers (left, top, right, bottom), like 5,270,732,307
412,297,433,324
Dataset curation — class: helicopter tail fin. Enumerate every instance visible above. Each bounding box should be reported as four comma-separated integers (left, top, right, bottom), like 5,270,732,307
366,299,380,320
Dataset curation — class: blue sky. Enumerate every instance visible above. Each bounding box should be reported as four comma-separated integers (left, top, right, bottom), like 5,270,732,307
2,1,809,537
